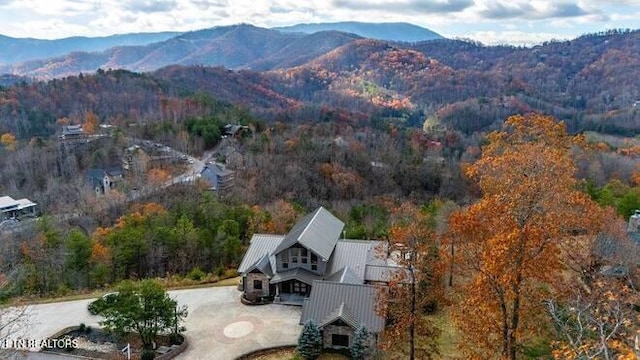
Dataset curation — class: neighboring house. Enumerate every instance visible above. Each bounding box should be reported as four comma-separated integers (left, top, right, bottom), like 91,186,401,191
60,124,84,139
199,163,234,193
122,145,150,173
87,167,124,195
237,207,402,350
0,195,37,220
595,210,640,278
223,124,249,138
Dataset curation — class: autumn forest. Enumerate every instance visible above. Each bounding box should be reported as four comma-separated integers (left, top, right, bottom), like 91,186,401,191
0,27,639,359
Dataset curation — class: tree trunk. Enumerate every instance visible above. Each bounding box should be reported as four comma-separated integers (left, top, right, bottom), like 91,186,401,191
410,264,416,360
449,238,455,287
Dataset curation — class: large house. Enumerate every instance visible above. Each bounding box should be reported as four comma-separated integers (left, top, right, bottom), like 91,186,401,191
199,163,234,193
0,195,37,220
238,207,402,350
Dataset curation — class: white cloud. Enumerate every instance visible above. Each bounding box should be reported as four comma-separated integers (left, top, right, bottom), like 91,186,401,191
0,0,637,44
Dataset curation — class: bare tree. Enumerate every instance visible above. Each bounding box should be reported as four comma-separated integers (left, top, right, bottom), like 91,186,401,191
546,279,639,359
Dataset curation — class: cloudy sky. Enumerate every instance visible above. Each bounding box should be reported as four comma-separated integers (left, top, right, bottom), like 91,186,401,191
0,0,638,46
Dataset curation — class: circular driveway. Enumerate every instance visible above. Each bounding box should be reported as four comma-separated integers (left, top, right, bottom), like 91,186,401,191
174,287,302,360
16,286,302,360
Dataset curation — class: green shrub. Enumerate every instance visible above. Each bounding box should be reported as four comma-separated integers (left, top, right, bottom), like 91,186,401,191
141,349,155,360
187,267,206,281
296,320,322,360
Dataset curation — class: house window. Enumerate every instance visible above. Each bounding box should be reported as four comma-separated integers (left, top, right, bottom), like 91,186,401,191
311,253,318,270
253,280,262,290
302,257,308,264
293,282,308,294
301,248,308,257
311,264,317,271
280,252,288,269
332,334,349,347
291,248,299,263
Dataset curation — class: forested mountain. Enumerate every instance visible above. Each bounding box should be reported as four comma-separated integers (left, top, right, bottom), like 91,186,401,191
0,31,181,64
0,25,361,79
0,29,639,141
274,21,442,42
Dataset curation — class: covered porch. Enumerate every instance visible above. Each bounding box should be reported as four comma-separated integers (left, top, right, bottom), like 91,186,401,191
270,268,321,306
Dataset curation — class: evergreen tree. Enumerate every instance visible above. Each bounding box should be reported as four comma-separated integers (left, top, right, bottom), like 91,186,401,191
296,320,323,360
350,325,370,360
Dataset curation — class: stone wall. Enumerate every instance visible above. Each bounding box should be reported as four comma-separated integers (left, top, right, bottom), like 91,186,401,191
245,273,271,297
322,324,354,350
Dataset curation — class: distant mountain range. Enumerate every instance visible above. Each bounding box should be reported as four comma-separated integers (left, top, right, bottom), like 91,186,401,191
0,22,441,79
0,32,181,65
274,22,442,42
1,28,638,139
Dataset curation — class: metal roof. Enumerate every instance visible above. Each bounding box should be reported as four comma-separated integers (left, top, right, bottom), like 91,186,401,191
237,234,284,274
0,196,17,211
301,281,385,332
274,207,344,261
364,264,409,283
244,254,273,277
324,267,363,285
319,302,360,329
326,240,387,280
270,267,322,285
15,198,36,210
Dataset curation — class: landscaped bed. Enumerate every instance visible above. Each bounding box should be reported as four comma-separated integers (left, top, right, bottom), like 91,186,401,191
43,325,184,359
238,346,348,360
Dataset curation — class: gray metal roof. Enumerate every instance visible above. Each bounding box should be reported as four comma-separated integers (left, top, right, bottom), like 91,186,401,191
364,264,409,283
244,254,273,277
301,281,385,332
326,240,371,280
325,267,363,285
270,267,322,285
319,302,360,329
274,207,344,261
237,234,284,274
0,196,18,211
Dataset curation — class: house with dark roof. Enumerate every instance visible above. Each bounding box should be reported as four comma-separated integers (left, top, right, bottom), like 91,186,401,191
238,207,402,350
199,163,234,193
60,124,84,139
87,167,124,195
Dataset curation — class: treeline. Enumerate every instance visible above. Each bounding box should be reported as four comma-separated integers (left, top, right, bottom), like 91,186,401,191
3,194,252,297
2,29,640,145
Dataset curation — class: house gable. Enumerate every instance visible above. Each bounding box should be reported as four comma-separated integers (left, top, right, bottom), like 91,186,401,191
237,234,283,274
301,280,385,333
274,206,344,262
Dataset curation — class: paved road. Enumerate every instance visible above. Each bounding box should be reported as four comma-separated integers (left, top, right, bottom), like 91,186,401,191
7,286,302,360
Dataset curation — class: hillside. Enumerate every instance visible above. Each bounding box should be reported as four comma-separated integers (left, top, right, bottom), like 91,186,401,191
0,31,181,65
0,30,639,140
0,25,360,79
274,21,442,42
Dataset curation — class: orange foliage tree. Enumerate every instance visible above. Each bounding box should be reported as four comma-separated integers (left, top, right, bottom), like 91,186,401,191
0,132,16,151
378,202,442,360
83,112,99,134
448,114,606,359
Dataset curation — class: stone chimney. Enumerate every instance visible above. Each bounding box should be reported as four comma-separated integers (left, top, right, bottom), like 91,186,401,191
627,210,640,232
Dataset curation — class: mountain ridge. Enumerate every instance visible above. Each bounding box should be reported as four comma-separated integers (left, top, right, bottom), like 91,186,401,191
274,21,442,42
0,24,364,79
0,31,181,65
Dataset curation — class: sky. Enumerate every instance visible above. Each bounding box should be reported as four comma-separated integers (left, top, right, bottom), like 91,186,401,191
0,0,639,46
